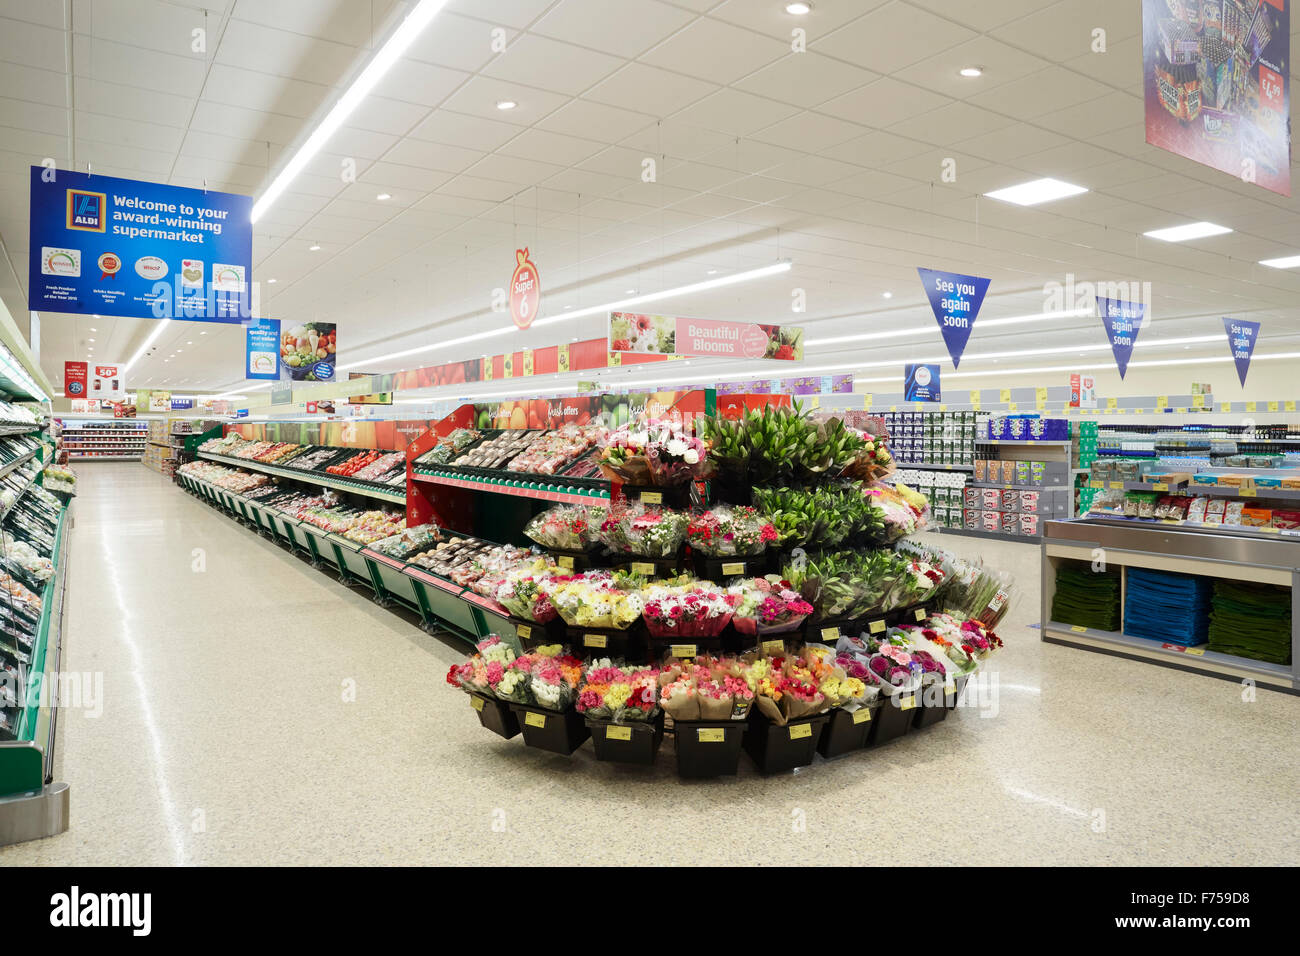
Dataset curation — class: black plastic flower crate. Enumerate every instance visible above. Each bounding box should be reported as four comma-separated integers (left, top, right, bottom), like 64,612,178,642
509,703,590,755
869,691,917,745
564,622,645,661
510,615,566,649
816,706,875,759
690,551,768,582
470,693,520,740
672,718,748,778
743,711,829,774
619,483,693,509
586,710,665,765
912,678,949,729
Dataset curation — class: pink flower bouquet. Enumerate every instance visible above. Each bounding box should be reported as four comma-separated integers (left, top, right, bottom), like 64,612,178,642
727,576,815,636
598,419,712,487
575,659,660,722
640,583,738,638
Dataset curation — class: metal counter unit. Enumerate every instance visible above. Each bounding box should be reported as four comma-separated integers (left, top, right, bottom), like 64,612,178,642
1040,517,1299,693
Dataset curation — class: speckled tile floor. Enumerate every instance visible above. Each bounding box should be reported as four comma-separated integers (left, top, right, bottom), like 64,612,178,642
2,463,1297,865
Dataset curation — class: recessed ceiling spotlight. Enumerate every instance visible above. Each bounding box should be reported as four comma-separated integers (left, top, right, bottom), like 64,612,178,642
376,192,391,200
89,327,97,331
496,100,517,110
786,2,812,14
959,66,983,77
1144,221,1232,242
707,269,718,275
563,305,573,310
88,338,95,342
268,278,278,284
882,292,893,299
187,341,193,345
985,177,1088,206
625,289,637,294
309,243,321,251
200,331,207,335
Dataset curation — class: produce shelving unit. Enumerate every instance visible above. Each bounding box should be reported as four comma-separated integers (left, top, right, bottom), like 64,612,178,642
0,332,68,845
1040,517,1298,694
198,451,406,504
60,418,147,461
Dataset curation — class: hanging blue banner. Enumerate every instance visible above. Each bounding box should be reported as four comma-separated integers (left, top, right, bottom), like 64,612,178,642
170,398,194,410
917,267,990,368
245,318,281,381
27,166,253,323
1223,318,1261,387
1096,297,1146,379
904,363,941,402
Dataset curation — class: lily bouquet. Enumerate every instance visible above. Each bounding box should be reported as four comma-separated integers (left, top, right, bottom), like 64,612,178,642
753,485,886,549
727,576,815,635
785,550,908,618
686,505,777,556
640,583,738,638
598,419,711,487
576,660,660,722
699,403,865,487
596,503,688,557
523,504,594,551
545,570,645,629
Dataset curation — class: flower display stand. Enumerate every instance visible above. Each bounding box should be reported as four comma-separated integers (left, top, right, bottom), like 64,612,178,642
869,691,916,745
471,693,520,740
912,678,950,728
816,705,876,759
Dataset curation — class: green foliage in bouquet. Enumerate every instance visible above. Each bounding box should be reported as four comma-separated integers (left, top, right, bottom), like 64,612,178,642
699,402,865,487
753,484,886,549
782,549,909,618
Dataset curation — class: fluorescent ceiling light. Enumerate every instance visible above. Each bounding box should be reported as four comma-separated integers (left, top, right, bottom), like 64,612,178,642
1144,222,1232,242
496,100,517,110
1259,254,1300,269
806,306,1092,347
985,178,1088,206
124,319,171,372
249,0,450,224
786,2,812,13
376,192,392,200
341,260,794,371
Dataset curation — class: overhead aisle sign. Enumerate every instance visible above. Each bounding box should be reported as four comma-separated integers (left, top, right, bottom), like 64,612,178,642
28,167,253,322
1097,297,1146,379
1223,317,1261,385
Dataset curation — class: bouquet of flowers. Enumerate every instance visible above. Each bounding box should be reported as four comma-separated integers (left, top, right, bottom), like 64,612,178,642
753,485,886,549
598,419,711,487
867,484,928,542
727,577,815,635
685,505,777,556
886,558,945,610
596,503,688,558
657,655,756,721
493,566,559,623
785,549,908,618
445,635,518,699
640,583,738,638
576,660,660,722
833,650,883,707
495,646,584,710
523,504,594,551
863,629,922,697
746,651,830,725
698,403,864,487
839,429,894,482
545,571,644,629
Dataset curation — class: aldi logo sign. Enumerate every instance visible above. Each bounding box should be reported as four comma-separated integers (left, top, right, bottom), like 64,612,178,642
66,189,106,232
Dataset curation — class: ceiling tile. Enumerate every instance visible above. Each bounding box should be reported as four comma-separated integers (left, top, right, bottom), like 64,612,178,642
497,128,605,166
710,0,886,40
818,76,947,127
640,17,788,85
483,34,624,96
215,17,358,86
735,52,878,108
748,110,865,151
371,58,469,108
584,62,717,117
384,137,486,174
443,0,557,28
531,0,696,58
813,2,976,75
671,87,800,136
437,74,569,123
537,98,657,143
408,109,525,150
404,11,500,72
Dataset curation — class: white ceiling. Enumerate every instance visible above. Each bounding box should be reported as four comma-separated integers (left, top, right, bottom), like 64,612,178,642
2,0,1300,397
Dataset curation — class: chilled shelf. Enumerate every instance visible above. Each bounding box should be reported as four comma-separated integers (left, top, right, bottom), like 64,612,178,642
199,451,406,504
412,467,610,505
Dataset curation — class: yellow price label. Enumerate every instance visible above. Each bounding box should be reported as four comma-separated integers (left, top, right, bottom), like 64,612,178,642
899,695,916,712
1175,407,1187,414
557,555,574,569
1269,401,1280,412
605,725,631,741
557,343,569,373
862,394,873,410
1152,483,1168,491
671,644,697,659
1157,396,1168,408
608,351,622,366
640,491,662,505
810,396,820,409
761,639,784,655
484,358,494,381
1036,386,1048,403
939,404,947,411
1070,625,1088,633
522,349,534,376
472,696,484,711
1247,401,1257,412
1107,397,1118,409
720,562,745,576
1220,402,1231,413
1183,647,1205,657
631,562,656,575
1192,395,1205,407
584,633,608,648
1288,401,1297,412
516,624,532,639
525,711,547,728
890,405,897,412
999,389,1011,403
914,608,926,622
698,728,724,742
504,355,514,377
852,708,872,724
1007,402,1018,412
1134,407,1144,415
821,627,839,641
1110,481,1124,489
1090,481,1104,489
1240,488,1257,498
788,723,812,740
970,389,981,405
868,619,885,634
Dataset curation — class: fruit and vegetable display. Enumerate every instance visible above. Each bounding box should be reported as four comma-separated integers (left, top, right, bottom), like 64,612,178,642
0,479,64,701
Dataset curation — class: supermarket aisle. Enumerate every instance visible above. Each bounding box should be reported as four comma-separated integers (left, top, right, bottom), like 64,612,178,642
3,464,1299,865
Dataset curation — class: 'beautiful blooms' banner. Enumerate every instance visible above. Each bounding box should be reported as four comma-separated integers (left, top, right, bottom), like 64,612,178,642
608,312,803,361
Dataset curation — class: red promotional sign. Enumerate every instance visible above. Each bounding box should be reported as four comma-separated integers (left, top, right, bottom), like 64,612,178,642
63,360,88,398
509,248,540,329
